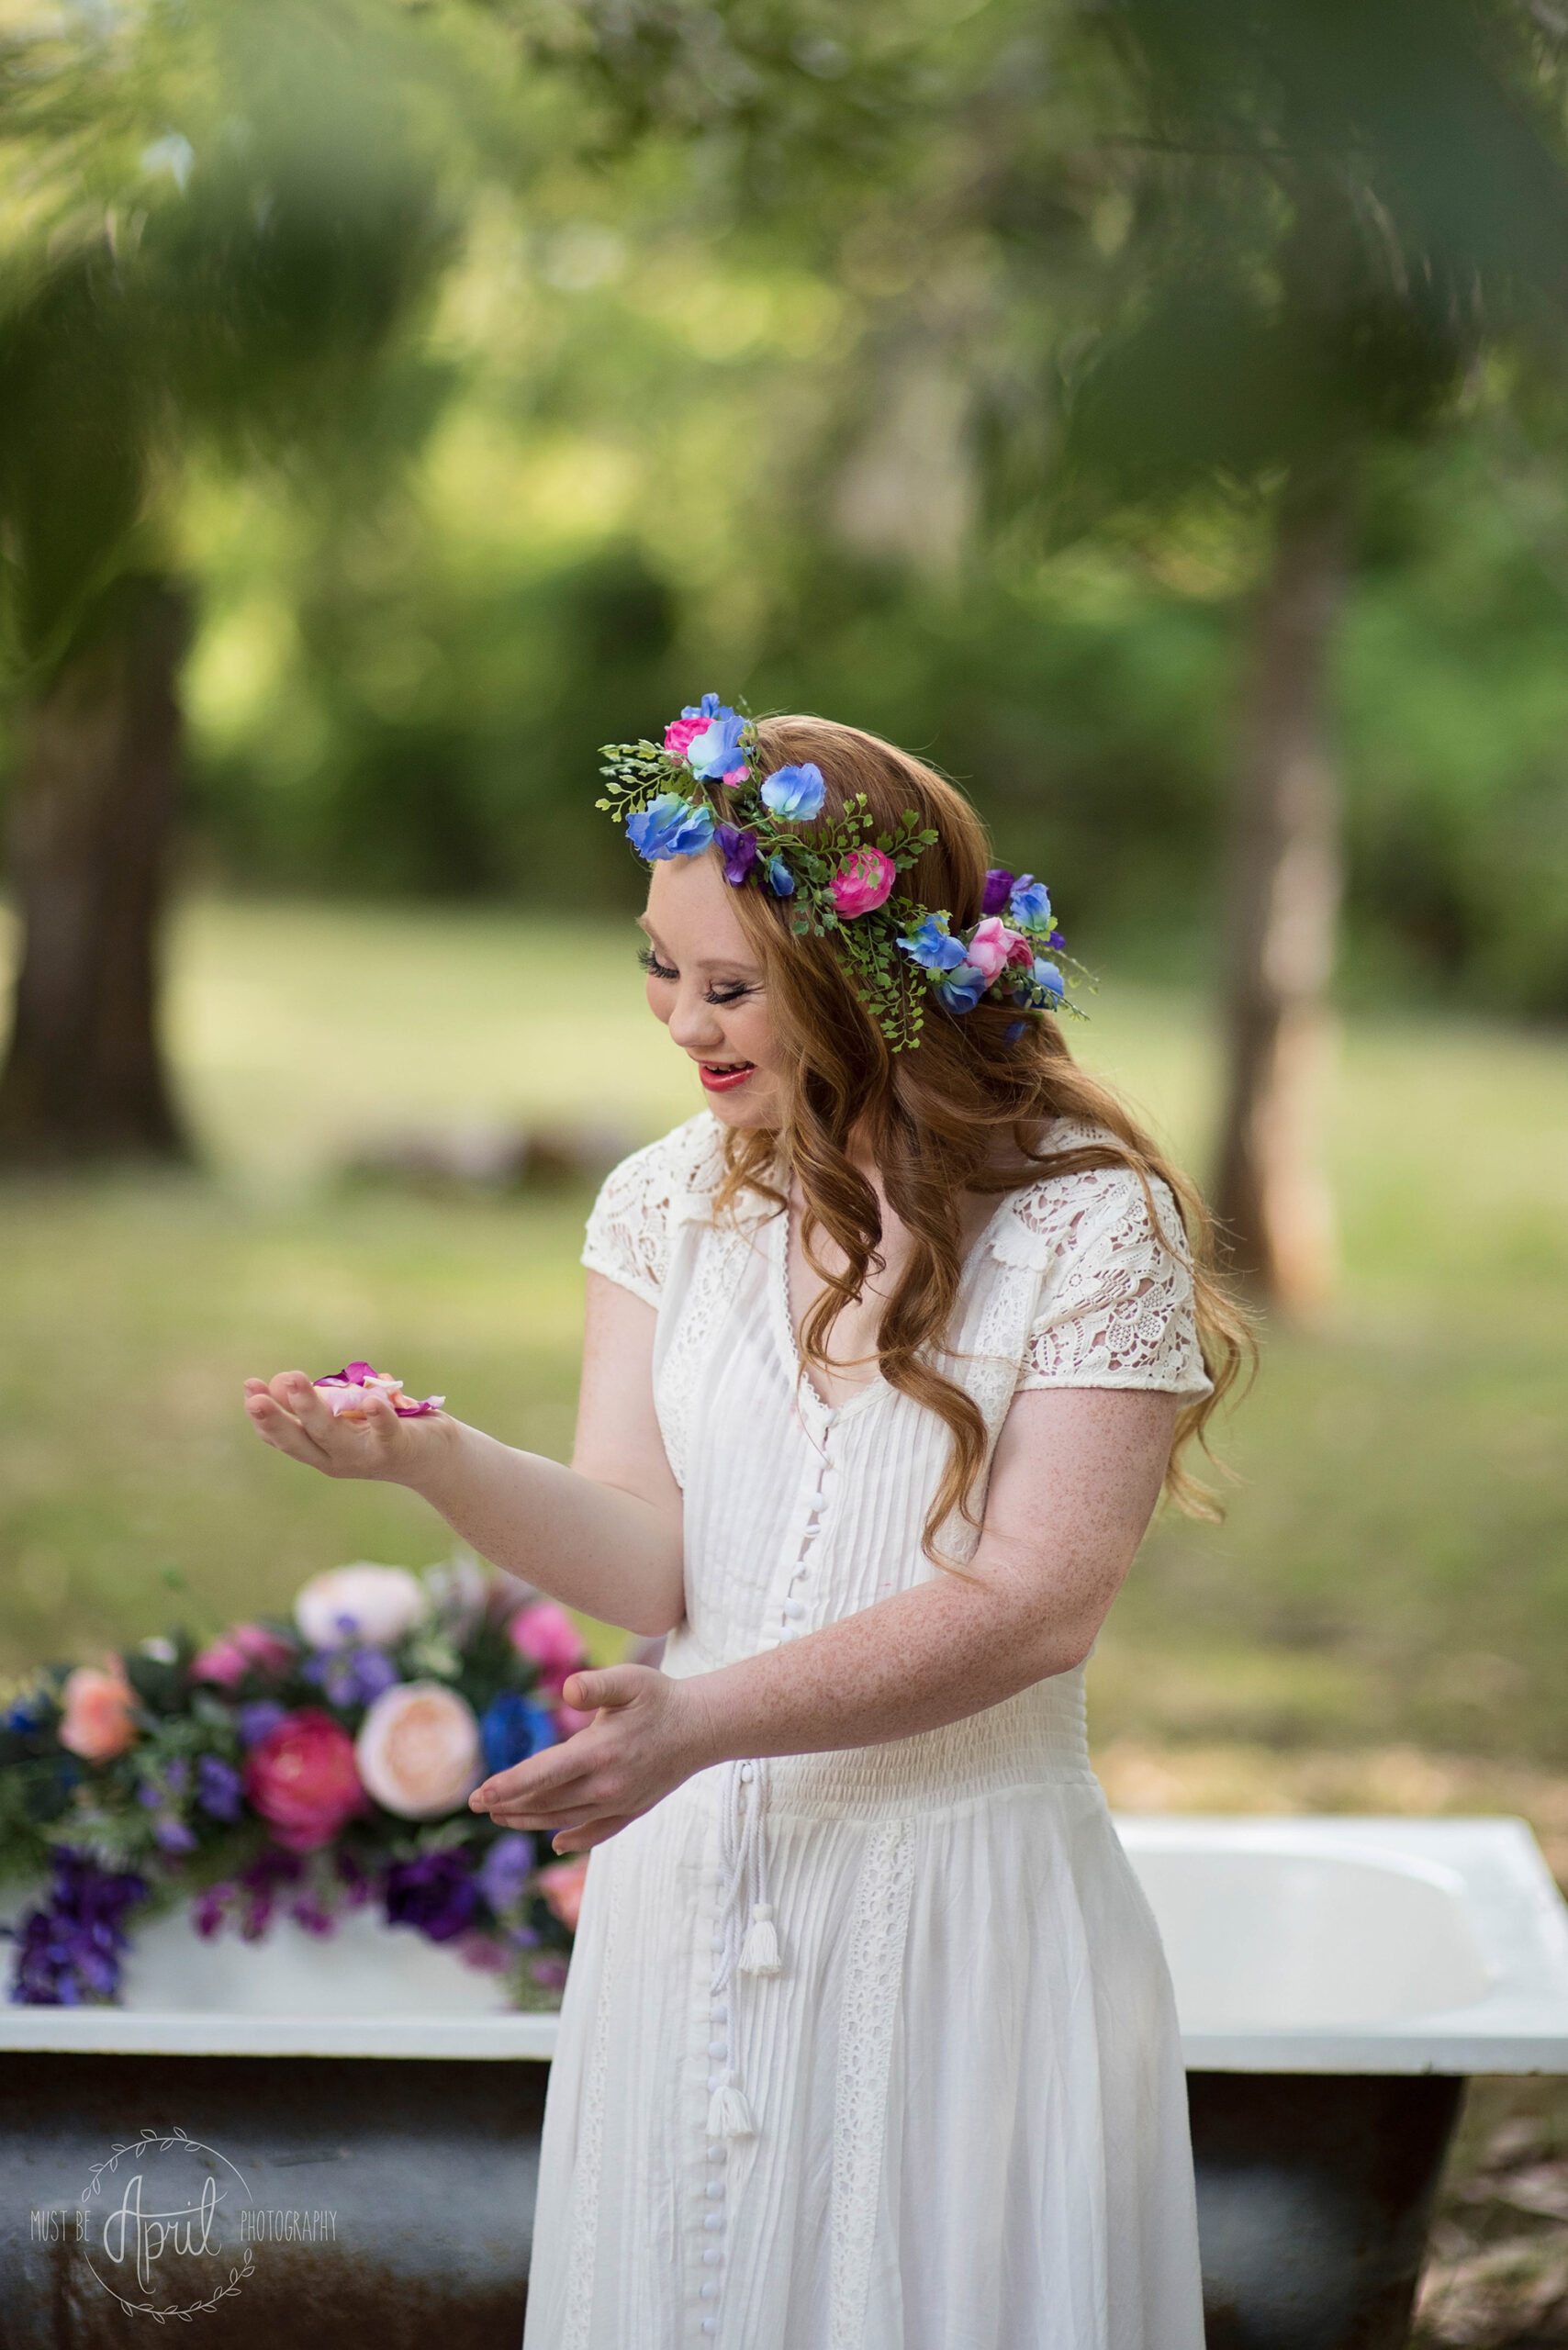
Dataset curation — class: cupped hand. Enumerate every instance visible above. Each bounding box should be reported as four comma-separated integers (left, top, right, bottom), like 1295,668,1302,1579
468,1664,715,1856
242,1371,449,1484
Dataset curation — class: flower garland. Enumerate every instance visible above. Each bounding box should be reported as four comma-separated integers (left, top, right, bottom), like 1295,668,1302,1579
598,695,1089,1051
0,1555,589,2008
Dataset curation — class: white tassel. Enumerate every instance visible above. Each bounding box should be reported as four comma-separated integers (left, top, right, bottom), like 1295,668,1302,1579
739,1901,781,1977
706,2069,756,2141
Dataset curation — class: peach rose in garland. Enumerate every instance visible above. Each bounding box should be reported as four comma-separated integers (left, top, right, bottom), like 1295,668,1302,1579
354,1681,483,1819
537,1854,589,1933
829,847,895,919
58,1660,139,1762
243,1707,366,1852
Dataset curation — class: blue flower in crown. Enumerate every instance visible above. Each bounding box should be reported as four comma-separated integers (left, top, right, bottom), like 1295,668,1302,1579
1009,876,1053,926
933,962,989,1013
626,792,717,862
686,705,749,783
759,763,826,822
1031,958,1065,1003
898,914,970,974
766,856,795,897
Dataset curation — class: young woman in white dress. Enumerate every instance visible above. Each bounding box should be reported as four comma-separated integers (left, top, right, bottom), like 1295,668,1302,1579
246,706,1245,2350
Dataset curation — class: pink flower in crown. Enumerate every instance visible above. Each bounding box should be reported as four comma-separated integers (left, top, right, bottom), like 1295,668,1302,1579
830,848,896,919
508,1601,588,1697
967,916,1031,983
663,715,707,760
191,1621,297,1689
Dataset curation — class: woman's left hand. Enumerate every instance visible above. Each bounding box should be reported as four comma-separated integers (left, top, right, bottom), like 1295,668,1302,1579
469,1665,714,1855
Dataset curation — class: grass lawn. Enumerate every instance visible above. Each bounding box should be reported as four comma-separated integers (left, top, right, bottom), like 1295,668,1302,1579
3,895,1567,1782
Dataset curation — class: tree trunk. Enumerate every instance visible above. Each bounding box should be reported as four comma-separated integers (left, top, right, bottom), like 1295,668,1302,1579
0,576,191,1166
1212,481,1351,1311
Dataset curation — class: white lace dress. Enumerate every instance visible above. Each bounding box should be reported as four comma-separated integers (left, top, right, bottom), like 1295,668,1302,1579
521,1113,1211,2350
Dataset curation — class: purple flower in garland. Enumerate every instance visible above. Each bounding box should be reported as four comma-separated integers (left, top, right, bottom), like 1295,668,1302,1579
196,1754,243,1823
302,1645,399,1709
477,1830,538,1914
153,1816,197,1855
235,1699,287,1748
714,822,759,887
8,1852,148,2006
981,867,1014,916
384,1849,480,1944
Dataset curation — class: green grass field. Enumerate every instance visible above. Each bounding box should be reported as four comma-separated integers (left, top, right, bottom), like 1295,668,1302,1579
4,896,1567,1777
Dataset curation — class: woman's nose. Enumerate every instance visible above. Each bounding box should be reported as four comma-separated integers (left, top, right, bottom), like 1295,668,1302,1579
666,988,722,1054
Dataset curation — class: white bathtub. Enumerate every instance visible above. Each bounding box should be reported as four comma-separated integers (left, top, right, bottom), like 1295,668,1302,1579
5,1815,1568,2072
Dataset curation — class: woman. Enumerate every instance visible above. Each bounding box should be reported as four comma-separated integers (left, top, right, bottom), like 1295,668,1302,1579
245,704,1245,2350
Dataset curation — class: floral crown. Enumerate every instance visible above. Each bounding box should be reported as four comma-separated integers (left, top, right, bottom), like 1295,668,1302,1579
597,695,1086,1052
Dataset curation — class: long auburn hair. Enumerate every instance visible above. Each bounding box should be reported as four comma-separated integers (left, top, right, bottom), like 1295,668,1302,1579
706,714,1251,1561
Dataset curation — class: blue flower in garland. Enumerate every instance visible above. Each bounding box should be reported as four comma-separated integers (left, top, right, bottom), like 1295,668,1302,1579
766,856,795,897
934,961,990,1014
479,1690,559,1776
197,1754,244,1822
627,792,716,861
759,763,826,822
1008,875,1053,926
1031,958,1065,1004
898,914,969,974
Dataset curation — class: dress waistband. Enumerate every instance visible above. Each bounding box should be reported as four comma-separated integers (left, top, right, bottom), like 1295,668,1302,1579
664,1629,1094,1824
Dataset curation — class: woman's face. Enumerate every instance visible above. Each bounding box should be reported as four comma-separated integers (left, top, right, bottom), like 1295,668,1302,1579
642,853,783,1130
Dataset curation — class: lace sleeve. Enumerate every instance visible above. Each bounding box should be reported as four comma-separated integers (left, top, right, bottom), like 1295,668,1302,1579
1015,1168,1213,1397
579,1117,719,1308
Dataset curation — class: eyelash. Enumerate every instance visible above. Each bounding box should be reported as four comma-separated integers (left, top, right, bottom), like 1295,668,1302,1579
638,946,756,1007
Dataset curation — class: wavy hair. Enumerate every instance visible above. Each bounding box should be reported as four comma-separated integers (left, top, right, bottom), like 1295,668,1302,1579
706,714,1251,1562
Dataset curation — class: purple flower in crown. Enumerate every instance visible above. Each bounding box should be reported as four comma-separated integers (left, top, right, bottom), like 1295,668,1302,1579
759,763,826,822
981,867,1014,917
626,792,716,862
715,822,759,886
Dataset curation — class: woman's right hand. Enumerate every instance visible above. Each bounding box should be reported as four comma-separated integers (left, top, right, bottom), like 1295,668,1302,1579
242,1372,454,1486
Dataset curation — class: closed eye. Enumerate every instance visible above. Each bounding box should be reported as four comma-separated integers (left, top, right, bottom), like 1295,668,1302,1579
638,946,678,982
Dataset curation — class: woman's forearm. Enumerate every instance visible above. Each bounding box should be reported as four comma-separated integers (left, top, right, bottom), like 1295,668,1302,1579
682,1559,1103,1769
410,1418,685,1637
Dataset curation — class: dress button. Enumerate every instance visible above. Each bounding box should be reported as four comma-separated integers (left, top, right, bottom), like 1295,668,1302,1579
700,2280,719,2300
707,2074,720,2093
710,1934,725,1953
702,2322,717,2337
708,2038,727,2058
706,2143,724,2163
739,1763,754,1783
702,2248,722,2266
784,1599,805,1620
703,2211,724,2230
710,2001,728,2021
705,2181,724,2200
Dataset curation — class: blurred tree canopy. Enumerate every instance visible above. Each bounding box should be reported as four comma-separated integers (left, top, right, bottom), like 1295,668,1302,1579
3,0,1568,1204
